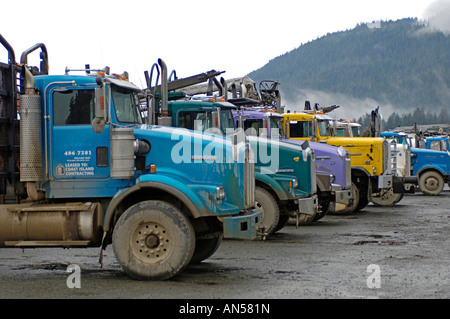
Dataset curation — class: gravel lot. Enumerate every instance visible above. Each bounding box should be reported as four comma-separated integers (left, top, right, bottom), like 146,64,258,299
1,186,449,300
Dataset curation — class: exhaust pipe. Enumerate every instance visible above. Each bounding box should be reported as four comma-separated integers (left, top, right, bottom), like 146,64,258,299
220,77,228,101
158,58,168,116
20,67,44,200
156,59,172,126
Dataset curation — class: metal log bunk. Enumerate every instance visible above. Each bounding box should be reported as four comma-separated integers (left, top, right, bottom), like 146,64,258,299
0,34,21,203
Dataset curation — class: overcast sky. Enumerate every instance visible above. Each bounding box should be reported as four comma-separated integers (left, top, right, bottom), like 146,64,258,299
0,0,446,89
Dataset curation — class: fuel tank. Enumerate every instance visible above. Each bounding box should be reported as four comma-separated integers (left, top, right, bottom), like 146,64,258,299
0,202,102,247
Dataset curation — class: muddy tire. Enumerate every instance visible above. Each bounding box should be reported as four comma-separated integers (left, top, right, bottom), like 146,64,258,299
190,233,223,264
255,186,280,235
330,182,359,214
112,200,195,280
274,214,289,232
313,199,330,222
354,184,369,212
418,171,444,195
371,188,404,206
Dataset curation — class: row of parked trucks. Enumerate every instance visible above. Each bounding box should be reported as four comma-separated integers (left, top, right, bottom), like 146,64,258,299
0,33,444,281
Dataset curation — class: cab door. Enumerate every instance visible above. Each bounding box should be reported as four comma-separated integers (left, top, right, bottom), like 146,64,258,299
284,116,313,141
49,86,110,181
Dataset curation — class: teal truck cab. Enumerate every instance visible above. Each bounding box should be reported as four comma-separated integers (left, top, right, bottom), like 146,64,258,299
0,35,261,280
145,63,318,234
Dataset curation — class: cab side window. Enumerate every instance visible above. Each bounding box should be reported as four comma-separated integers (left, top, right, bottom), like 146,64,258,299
290,121,312,138
53,89,94,125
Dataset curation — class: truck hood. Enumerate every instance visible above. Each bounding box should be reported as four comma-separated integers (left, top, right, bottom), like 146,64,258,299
246,135,316,197
281,138,349,189
133,124,247,211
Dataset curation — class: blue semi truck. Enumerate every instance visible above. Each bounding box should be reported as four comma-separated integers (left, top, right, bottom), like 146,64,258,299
381,131,450,195
0,35,261,280
425,136,449,152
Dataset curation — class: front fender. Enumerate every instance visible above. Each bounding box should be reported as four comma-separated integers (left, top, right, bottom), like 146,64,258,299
416,166,447,178
255,172,292,200
351,166,371,179
316,172,332,192
102,179,205,232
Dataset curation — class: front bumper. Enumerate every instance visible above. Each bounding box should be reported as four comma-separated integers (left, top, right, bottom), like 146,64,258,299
222,209,262,240
378,174,393,189
377,175,418,193
298,195,319,216
332,185,353,205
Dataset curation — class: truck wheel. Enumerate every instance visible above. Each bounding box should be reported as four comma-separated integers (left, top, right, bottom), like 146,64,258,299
419,171,444,195
255,186,280,235
274,214,289,232
190,233,223,264
332,182,359,214
354,183,369,212
371,188,403,206
112,200,195,280
313,199,330,222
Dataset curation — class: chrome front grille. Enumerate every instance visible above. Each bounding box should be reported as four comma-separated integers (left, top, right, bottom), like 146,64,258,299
382,139,391,175
244,143,255,209
405,144,412,177
310,149,317,194
345,154,352,189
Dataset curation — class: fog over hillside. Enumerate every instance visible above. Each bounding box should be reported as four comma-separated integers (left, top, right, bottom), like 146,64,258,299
248,3,450,122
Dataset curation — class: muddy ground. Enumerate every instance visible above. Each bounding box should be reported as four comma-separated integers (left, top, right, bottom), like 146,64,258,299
0,186,449,300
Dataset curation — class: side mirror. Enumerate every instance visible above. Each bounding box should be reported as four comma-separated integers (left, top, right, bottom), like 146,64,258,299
211,111,219,129
262,117,269,138
92,85,106,133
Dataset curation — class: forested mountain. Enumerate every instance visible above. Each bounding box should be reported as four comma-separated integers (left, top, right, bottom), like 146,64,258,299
247,18,450,120
356,106,450,132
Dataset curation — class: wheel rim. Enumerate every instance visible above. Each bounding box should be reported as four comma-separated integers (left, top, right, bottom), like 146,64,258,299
347,183,360,212
425,177,439,192
379,188,394,201
131,222,172,264
255,200,263,211
255,198,278,233
371,188,402,206
255,200,268,225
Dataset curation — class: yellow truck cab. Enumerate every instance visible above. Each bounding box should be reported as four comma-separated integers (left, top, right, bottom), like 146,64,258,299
282,110,405,212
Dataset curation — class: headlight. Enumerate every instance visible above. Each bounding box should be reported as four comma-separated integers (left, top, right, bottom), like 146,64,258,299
216,186,225,200
290,179,298,188
310,149,316,161
337,146,347,158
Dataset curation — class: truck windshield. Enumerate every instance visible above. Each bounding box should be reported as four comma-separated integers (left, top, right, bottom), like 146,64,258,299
220,109,235,132
178,108,234,134
317,119,333,137
335,126,347,137
351,126,360,137
112,86,142,124
270,117,284,138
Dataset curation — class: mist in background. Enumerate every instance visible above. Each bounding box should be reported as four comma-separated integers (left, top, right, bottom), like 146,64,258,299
423,0,450,34
279,0,450,123
280,88,396,121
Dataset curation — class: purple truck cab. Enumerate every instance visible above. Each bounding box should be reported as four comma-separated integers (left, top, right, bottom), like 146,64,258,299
232,109,353,214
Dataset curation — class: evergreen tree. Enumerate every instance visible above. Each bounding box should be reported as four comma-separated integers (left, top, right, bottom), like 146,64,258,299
248,18,450,118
